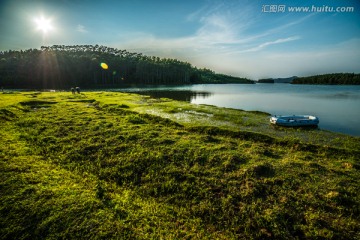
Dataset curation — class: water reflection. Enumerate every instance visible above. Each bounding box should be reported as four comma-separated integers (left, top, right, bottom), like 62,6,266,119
128,90,212,102
314,92,360,99
112,84,360,136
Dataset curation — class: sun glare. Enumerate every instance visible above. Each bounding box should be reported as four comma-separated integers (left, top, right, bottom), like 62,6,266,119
34,16,53,34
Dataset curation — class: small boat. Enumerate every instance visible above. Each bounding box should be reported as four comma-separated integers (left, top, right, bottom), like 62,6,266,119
270,115,319,127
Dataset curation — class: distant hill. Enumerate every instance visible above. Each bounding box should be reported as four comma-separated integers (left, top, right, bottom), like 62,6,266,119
0,45,253,89
257,78,274,83
258,76,298,84
292,73,360,85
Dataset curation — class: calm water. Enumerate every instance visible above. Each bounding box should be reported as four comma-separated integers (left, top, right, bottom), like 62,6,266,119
117,84,360,136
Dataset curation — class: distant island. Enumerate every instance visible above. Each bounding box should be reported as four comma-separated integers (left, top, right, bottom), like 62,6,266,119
0,45,253,89
292,73,360,85
258,74,360,85
258,76,298,84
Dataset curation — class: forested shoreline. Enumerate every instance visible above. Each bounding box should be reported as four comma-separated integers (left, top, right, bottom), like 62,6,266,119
1,45,359,89
292,73,360,85
0,45,253,89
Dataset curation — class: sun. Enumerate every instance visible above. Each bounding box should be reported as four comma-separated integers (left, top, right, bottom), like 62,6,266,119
34,15,53,34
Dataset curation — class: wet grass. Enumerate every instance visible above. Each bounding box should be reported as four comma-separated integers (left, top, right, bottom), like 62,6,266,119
1,91,359,239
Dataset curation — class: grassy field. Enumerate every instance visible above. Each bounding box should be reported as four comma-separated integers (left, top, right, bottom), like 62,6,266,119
1,91,359,239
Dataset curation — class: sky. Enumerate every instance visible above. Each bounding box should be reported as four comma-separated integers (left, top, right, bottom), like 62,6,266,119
0,0,359,79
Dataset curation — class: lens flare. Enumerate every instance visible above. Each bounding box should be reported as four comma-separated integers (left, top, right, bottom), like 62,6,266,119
100,63,108,70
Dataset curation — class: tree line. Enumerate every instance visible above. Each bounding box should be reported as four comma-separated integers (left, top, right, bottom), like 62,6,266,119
292,73,360,85
0,45,253,89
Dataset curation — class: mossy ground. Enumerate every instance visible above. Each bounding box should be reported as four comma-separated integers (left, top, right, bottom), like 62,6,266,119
1,91,359,239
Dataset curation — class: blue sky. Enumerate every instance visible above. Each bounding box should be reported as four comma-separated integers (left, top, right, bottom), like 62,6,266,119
0,0,359,79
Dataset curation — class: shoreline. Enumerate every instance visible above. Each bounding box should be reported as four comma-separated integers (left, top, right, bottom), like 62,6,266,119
1,90,359,140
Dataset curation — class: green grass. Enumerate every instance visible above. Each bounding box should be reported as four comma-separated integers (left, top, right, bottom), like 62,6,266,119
1,91,359,239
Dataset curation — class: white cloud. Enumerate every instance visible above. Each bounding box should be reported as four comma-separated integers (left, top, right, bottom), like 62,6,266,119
76,24,88,33
116,3,257,54
204,38,360,79
263,38,360,76
237,36,301,53
111,3,358,79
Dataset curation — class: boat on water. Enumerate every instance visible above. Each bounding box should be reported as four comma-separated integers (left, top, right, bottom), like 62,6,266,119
270,115,319,127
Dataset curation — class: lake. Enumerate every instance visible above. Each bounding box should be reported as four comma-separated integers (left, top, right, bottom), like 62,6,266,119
115,84,360,136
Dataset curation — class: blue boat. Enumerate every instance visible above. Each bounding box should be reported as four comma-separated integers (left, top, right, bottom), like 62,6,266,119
270,115,319,127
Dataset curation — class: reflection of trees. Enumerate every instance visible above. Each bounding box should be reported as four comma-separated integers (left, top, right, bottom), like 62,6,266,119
131,90,212,102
